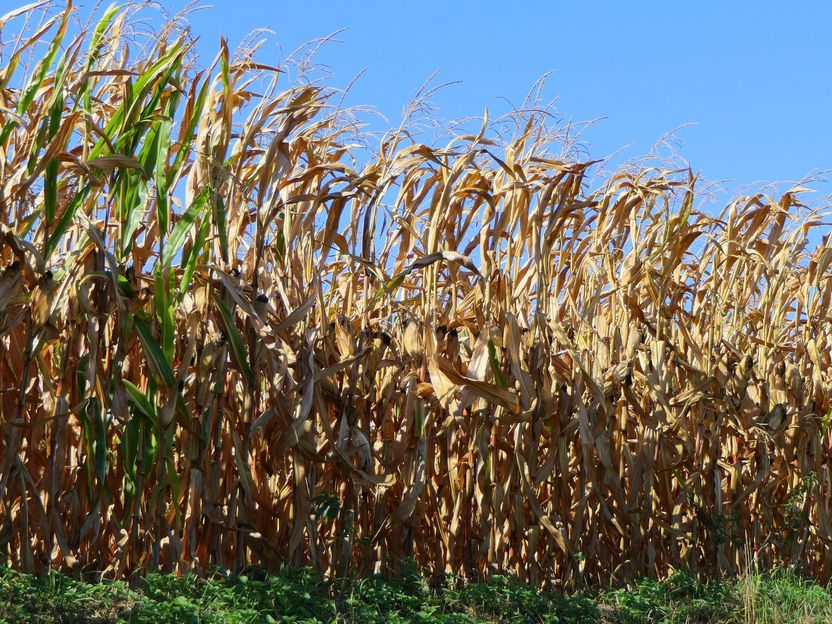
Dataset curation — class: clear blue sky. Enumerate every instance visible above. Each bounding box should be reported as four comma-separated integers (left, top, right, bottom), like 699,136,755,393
162,2,831,203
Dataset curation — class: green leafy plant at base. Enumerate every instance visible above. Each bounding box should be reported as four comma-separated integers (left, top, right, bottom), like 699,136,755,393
3,565,831,624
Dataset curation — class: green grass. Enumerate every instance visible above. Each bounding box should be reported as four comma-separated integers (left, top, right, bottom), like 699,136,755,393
1,565,831,623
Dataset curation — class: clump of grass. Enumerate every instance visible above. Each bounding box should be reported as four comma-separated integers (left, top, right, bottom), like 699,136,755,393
738,569,832,624
602,568,832,624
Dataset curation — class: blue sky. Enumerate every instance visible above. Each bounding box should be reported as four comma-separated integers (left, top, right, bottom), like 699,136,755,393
154,2,830,205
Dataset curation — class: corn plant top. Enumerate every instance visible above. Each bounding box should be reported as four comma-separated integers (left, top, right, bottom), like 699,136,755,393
0,2,830,587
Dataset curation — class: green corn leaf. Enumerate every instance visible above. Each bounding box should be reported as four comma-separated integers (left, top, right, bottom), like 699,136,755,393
163,186,212,264
154,115,174,234
80,397,108,486
44,159,59,227
154,268,175,361
119,173,148,258
178,211,210,300
213,293,255,386
78,3,122,112
87,45,185,161
219,37,231,96
488,339,508,389
169,72,211,177
214,194,229,263
123,417,140,484
123,380,161,430
45,182,92,258
134,317,176,388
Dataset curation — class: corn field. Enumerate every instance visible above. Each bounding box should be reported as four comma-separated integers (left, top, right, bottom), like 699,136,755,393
1,2,831,588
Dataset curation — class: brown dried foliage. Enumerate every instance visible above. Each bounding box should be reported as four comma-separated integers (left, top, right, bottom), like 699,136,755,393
1,2,831,587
